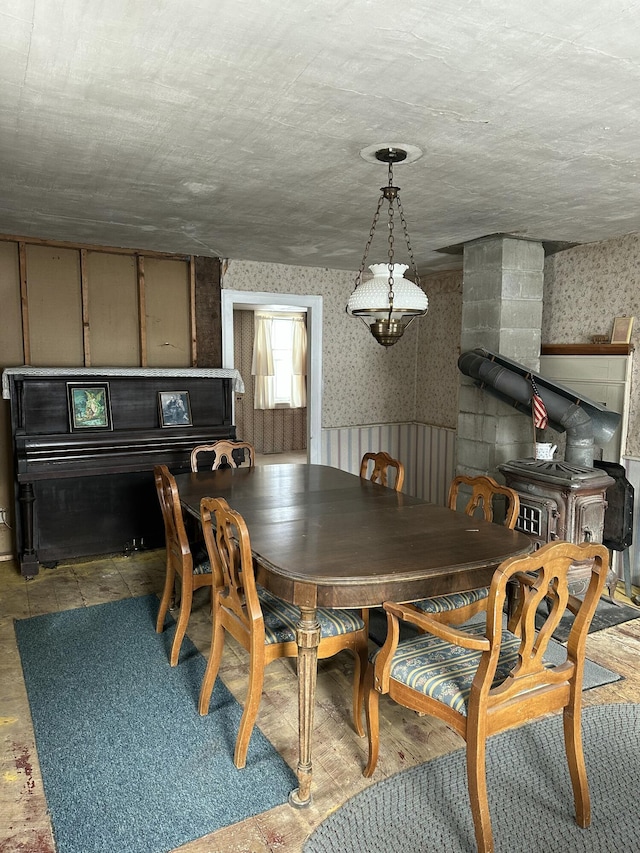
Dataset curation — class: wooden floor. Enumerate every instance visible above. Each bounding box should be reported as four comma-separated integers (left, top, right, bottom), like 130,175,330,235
2,549,640,853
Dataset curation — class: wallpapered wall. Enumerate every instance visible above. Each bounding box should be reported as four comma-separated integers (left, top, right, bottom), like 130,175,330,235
415,270,463,429
223,260,424,429
542,232,640,458
223,240,640,460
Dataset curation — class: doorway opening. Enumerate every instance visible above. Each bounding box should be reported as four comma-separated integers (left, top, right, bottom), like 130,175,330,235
221,290,323,463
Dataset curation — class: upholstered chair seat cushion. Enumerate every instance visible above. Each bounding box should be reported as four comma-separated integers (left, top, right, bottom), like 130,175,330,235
411,587,489,615
258,587,365,645
190,547,212,575
374,625,530,716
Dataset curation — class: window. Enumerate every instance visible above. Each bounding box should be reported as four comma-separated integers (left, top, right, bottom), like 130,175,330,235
252,312,307,409
271,317,296,405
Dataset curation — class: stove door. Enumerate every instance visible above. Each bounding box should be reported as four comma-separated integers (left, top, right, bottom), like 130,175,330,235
572,494,607,544
514,494,559,549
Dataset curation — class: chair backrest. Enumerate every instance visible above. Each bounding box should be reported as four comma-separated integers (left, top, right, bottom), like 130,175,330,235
481,540,608,713
190,440,255,472
199,496,263,638
154,464,192,573
360,451,405,492
447,474,519,528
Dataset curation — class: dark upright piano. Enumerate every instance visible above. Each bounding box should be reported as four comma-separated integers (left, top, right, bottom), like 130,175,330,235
3,367,241,577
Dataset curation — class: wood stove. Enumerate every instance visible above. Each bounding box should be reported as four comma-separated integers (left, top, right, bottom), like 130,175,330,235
498,458,615,594
457,347,634,594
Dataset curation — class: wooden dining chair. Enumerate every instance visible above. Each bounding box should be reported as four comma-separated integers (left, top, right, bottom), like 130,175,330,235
190,439,255,472
154,464,213,666
448,474,520,528
364,540,609,853
360,451,405,492
409,475,520,625
198,496,369,769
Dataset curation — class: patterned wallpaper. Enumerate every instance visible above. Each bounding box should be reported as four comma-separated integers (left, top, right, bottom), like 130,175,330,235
223,260,422,429
542,233,640,457
415,270,463,429
224,240,639,451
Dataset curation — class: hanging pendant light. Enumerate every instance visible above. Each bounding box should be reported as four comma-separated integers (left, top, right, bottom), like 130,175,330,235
347,145,428,347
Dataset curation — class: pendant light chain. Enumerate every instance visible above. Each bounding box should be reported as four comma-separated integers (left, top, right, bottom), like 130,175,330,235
386,161,396,317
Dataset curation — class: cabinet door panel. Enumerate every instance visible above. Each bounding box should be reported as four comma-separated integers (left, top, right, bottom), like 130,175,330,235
540,354,631,463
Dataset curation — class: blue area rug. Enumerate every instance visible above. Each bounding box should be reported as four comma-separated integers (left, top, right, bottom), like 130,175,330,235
14,595,297,853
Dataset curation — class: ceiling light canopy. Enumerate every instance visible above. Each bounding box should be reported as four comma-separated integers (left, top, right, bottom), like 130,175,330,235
347,145,429,347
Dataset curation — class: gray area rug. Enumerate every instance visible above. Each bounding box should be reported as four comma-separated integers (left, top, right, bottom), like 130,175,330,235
539,596,640,643
543,638,620,691
304,703,637,853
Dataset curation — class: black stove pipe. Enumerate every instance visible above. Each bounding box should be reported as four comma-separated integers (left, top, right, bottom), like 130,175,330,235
458,348,620,468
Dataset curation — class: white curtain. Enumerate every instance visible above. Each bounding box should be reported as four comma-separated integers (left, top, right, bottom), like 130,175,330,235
251,313,275,410
252,312,307,410
291,315,307,409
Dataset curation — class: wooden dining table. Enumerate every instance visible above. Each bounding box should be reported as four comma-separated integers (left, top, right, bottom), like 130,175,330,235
175,462,532,806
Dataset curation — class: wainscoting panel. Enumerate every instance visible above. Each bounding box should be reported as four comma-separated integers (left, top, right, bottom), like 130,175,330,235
413,423,457,506
321,422,456,506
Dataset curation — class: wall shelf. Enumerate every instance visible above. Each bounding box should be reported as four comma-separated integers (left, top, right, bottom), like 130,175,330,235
541,343,634,356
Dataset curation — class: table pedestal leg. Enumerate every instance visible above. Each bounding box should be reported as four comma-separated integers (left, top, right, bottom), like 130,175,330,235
288,605,320,808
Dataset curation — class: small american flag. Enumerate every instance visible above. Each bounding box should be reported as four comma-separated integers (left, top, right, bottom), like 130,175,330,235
530,377,549,429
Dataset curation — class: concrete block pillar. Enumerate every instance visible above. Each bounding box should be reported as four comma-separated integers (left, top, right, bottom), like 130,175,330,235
457,234,545,478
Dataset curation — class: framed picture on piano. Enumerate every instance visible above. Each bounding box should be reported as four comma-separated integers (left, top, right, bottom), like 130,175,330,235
67,382,113,431
158,390,193,427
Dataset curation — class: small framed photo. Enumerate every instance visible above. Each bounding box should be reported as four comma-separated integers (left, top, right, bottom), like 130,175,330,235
67,383,112,431
611,315,634,344
158,391,192,428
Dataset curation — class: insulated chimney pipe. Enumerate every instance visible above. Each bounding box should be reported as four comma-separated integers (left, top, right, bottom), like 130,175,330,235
458,348,621,468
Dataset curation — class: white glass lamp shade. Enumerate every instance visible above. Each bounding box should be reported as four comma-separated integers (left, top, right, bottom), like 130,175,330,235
347,264,428,320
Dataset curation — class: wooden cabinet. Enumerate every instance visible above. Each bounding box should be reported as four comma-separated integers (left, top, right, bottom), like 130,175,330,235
539,346,633,463
3,367,242,577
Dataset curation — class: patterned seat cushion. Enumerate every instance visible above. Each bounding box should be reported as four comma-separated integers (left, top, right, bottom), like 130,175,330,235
258,587,365,645
375,625,528,716
191,545,212,575
193,559,212,576
411,587,488,614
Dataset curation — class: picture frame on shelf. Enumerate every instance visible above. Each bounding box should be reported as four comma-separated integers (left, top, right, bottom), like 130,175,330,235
67,383,113,431
158,391,192,428
611,315,634,344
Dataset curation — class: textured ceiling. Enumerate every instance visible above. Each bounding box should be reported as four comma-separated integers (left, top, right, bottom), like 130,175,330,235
2,0,640,273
